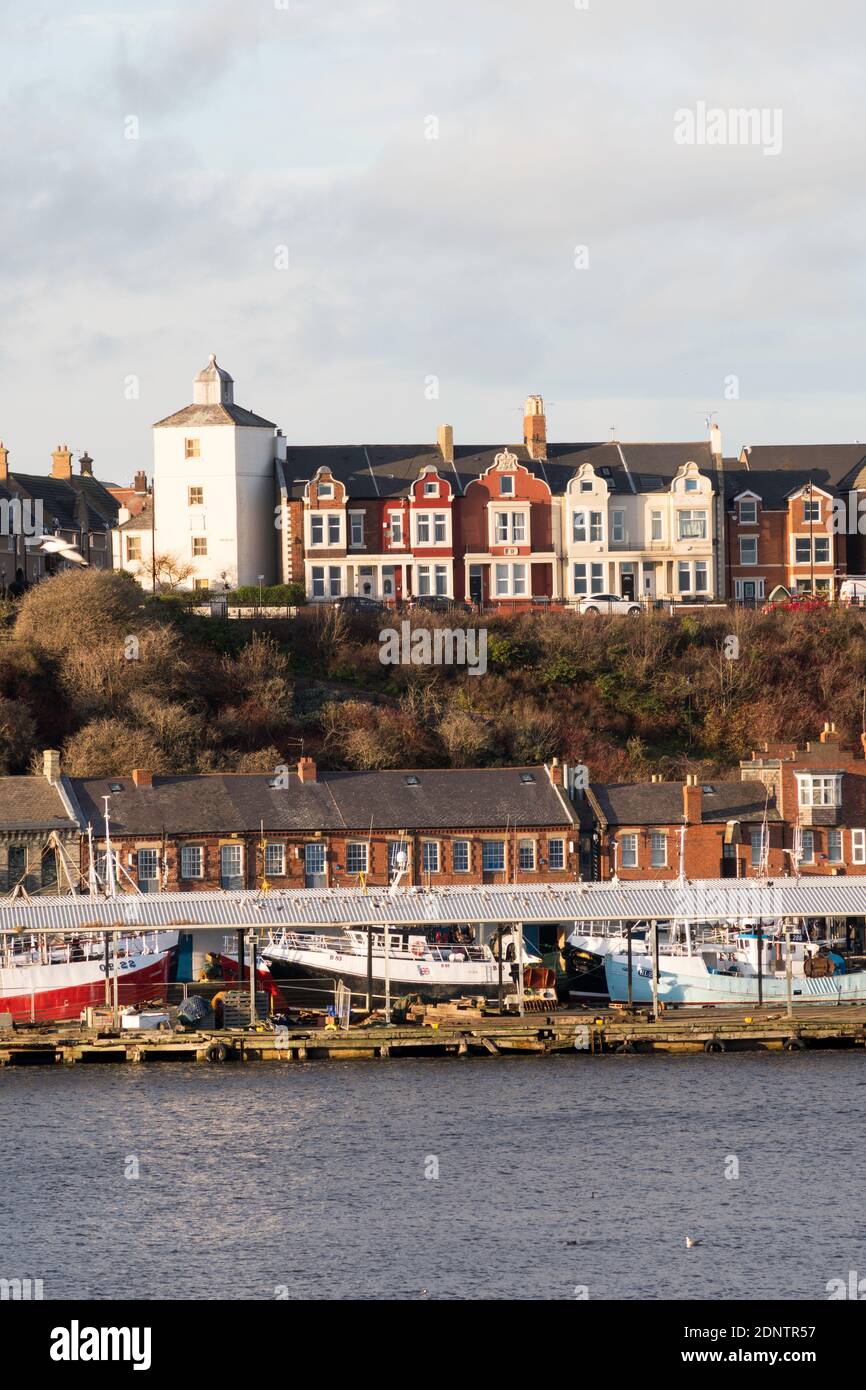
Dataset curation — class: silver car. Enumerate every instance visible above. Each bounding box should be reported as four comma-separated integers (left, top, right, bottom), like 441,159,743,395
577,593,642,615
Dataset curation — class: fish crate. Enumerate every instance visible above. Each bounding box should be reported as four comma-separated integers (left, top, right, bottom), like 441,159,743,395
220,990,271,1029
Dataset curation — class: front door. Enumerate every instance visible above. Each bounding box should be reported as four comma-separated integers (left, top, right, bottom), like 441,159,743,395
359,566,375,597
643,568,656,600
304,842,326,889
382,566,395,599
220,843,244,891
742,580,756,605
621,568,636,600
469,566,483,604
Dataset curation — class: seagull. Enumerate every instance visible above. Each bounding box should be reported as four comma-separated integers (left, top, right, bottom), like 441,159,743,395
26,535,88,565
686,1236,702,1249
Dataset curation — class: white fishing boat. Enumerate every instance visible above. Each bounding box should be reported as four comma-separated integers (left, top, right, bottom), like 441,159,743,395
262,922,541,1005
604,926,866,1006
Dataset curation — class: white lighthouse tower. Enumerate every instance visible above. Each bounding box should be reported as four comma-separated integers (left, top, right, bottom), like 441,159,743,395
150,355,282,591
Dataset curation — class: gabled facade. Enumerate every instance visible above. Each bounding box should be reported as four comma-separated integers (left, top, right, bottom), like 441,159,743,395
0,443,118,592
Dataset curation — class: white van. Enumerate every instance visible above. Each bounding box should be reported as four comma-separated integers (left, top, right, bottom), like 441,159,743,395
839,577,866,604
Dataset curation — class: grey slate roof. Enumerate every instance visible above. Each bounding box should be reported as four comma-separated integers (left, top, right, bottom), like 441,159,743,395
71,766,576,836
7,473,118,533
723,467,840,510
153,403,276,430
739,445,866,490
0,778,79,832
281,439,719,502
589,780,780,828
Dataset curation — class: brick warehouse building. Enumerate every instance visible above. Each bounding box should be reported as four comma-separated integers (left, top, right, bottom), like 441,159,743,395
69,757,580,893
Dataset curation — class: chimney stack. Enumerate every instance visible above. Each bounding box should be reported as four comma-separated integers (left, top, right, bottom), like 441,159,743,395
79,451,94,476
131,769,153,788
709,421,723,458
523,395,547,460
51,444,73,481
43,749,61,784
0,442,8,483
683,774,702,824
819,721,837,743
134,470,148,495
298,756,317,784
437,424,454,465
547,757,563,787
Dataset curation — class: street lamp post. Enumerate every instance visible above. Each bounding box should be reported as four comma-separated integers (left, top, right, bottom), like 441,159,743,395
257,574,264,610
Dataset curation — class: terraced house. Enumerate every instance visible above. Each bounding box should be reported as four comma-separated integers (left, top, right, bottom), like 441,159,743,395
276,395,726,603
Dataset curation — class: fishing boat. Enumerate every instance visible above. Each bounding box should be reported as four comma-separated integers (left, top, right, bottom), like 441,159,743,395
604,925,866,1006
262,922,540,1006
0,931,179,1024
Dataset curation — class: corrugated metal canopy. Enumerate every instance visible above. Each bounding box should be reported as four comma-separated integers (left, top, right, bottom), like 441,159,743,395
0,878,865,934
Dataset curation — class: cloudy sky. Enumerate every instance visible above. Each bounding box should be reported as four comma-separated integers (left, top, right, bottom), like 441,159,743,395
2,0,865,482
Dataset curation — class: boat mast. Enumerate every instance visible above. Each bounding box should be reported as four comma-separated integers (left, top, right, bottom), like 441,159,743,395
102,796,116,899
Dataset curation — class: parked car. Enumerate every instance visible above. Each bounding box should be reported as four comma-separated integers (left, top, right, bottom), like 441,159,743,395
333,596,388,615
577,593,642,616
410,596,475,614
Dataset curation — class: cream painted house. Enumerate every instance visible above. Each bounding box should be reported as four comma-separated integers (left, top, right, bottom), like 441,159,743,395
563,454,720,602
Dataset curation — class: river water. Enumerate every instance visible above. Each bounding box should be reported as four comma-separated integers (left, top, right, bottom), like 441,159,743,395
1,1052,863,1300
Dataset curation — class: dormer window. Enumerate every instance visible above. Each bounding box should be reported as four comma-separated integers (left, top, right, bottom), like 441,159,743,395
500,475,514,496
318,481,333,499
424,479,438,496
684,477,698,492
739,499,757,524
580,479,593,493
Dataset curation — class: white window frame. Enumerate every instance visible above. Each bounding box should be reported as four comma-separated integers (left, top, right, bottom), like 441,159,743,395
739,498,758,524
422,841,440,874
452,840,470,873
499,474,515,496
827,829,843,864
650,832,667,867
796,774,841,808
852,830,866,865
739,536,758,565
650,510,663,541
518,839,536,872
346,842,369,875
678,509,708,541
547,838,565,871
482,840,505,873
180,845,203,880
611,509,625,543
264,843,286,877
349,512,365,548
619,834,638,869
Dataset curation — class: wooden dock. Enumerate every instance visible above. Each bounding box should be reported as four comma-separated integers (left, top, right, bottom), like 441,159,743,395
3,1005,866,1064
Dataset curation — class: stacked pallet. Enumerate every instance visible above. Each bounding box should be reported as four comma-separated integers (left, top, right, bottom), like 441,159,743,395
408,996,487,1025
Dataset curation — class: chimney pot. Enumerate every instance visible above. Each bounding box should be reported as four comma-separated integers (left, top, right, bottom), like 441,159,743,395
131,769,152,788
79,451,94,476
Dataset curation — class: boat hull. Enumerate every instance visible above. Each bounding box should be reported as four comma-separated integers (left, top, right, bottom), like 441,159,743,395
264,951,518,1006
605,954,866,1006
0,950,174,1024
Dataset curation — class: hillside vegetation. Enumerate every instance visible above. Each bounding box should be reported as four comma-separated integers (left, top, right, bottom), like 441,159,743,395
0,570,863,781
